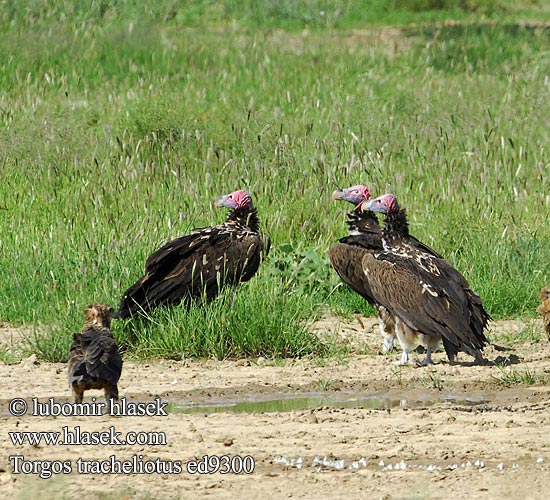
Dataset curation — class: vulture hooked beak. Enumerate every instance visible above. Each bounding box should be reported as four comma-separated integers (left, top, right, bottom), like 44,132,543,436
215,194,231,208
332,188,362,207
361,198,388,214
331,188,346,201
360,199,374,212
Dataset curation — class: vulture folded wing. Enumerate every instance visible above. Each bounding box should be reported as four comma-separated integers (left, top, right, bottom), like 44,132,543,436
362,252,487,353
329,242,377,304
391,240,491,332
144,232,207,271
120,227,269,317
407,235,444,259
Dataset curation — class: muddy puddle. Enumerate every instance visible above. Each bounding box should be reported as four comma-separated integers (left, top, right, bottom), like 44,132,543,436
168,390,493,414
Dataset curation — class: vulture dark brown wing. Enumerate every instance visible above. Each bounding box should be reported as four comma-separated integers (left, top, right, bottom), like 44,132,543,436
362,251,488,359
144,232,206,271
68,330,122,386
330,210,384,302
388,241,491,331
119,226,269,318
329,243,378,305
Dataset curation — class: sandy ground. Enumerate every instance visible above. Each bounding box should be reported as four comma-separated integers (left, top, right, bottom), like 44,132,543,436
1,316,549,499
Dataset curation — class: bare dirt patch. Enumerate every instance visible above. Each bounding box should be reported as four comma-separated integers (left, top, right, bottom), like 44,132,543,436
1,317,549,499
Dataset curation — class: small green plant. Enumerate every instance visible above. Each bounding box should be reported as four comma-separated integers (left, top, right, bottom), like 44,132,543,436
493,364,543,386
0,345,20,365
390,366,404,387
419,370,445,391
318,378,333,391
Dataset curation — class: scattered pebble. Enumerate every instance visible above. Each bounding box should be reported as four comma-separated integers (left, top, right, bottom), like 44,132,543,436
273,456,529,473
536,457,544,464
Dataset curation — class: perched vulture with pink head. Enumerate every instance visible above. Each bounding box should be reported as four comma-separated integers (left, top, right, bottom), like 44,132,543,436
118,190,270,319
362,193,490,364
329,185,396,353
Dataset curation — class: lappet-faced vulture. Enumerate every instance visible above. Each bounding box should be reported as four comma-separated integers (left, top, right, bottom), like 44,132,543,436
118,190,270,319
362,194,490,365
329,185,396,353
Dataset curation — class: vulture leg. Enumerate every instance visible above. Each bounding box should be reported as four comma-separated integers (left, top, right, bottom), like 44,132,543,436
417,334,442,366
441,337,458,365
423,347,434,366
465,346,486,365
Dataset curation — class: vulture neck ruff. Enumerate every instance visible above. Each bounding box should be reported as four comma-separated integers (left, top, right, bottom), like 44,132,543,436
226,205,260,233
346,208,379,236
382,208,410,242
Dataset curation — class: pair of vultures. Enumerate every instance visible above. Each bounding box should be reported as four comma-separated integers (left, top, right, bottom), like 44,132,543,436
69,187,491,402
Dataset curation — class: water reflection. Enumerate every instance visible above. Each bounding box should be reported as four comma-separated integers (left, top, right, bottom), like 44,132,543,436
168,392,490,414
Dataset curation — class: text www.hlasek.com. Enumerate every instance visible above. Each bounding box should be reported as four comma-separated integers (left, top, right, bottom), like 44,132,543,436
9,426,166,446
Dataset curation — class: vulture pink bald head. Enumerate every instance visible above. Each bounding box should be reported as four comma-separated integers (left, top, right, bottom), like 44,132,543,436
332,185,371,208
362,193,400,214
215,189,253,209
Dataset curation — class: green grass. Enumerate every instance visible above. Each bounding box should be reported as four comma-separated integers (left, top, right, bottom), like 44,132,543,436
493,364,545,386
1,1,549,361
489,321,546,344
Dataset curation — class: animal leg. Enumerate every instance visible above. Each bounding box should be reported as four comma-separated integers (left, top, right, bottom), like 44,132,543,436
382,334,395,354
393,348,409,366
393,317,414,365
72,386,84,404
104,384,119,401
378,306,396,353
469,347,486,365
422,347,435,366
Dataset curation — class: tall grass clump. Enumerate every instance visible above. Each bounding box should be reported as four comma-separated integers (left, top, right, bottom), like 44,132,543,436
28,273,326,362
1,1,549,361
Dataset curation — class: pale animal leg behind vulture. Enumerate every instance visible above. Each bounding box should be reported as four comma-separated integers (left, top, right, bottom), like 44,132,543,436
377,305,396,354
394,317,441,366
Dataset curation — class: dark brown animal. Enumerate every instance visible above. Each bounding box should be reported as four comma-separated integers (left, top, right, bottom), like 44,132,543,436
329,185,396,353
119,190,270,318
537,286,550,340
330,185,447,362
362,194,491,364
68,304,122,403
